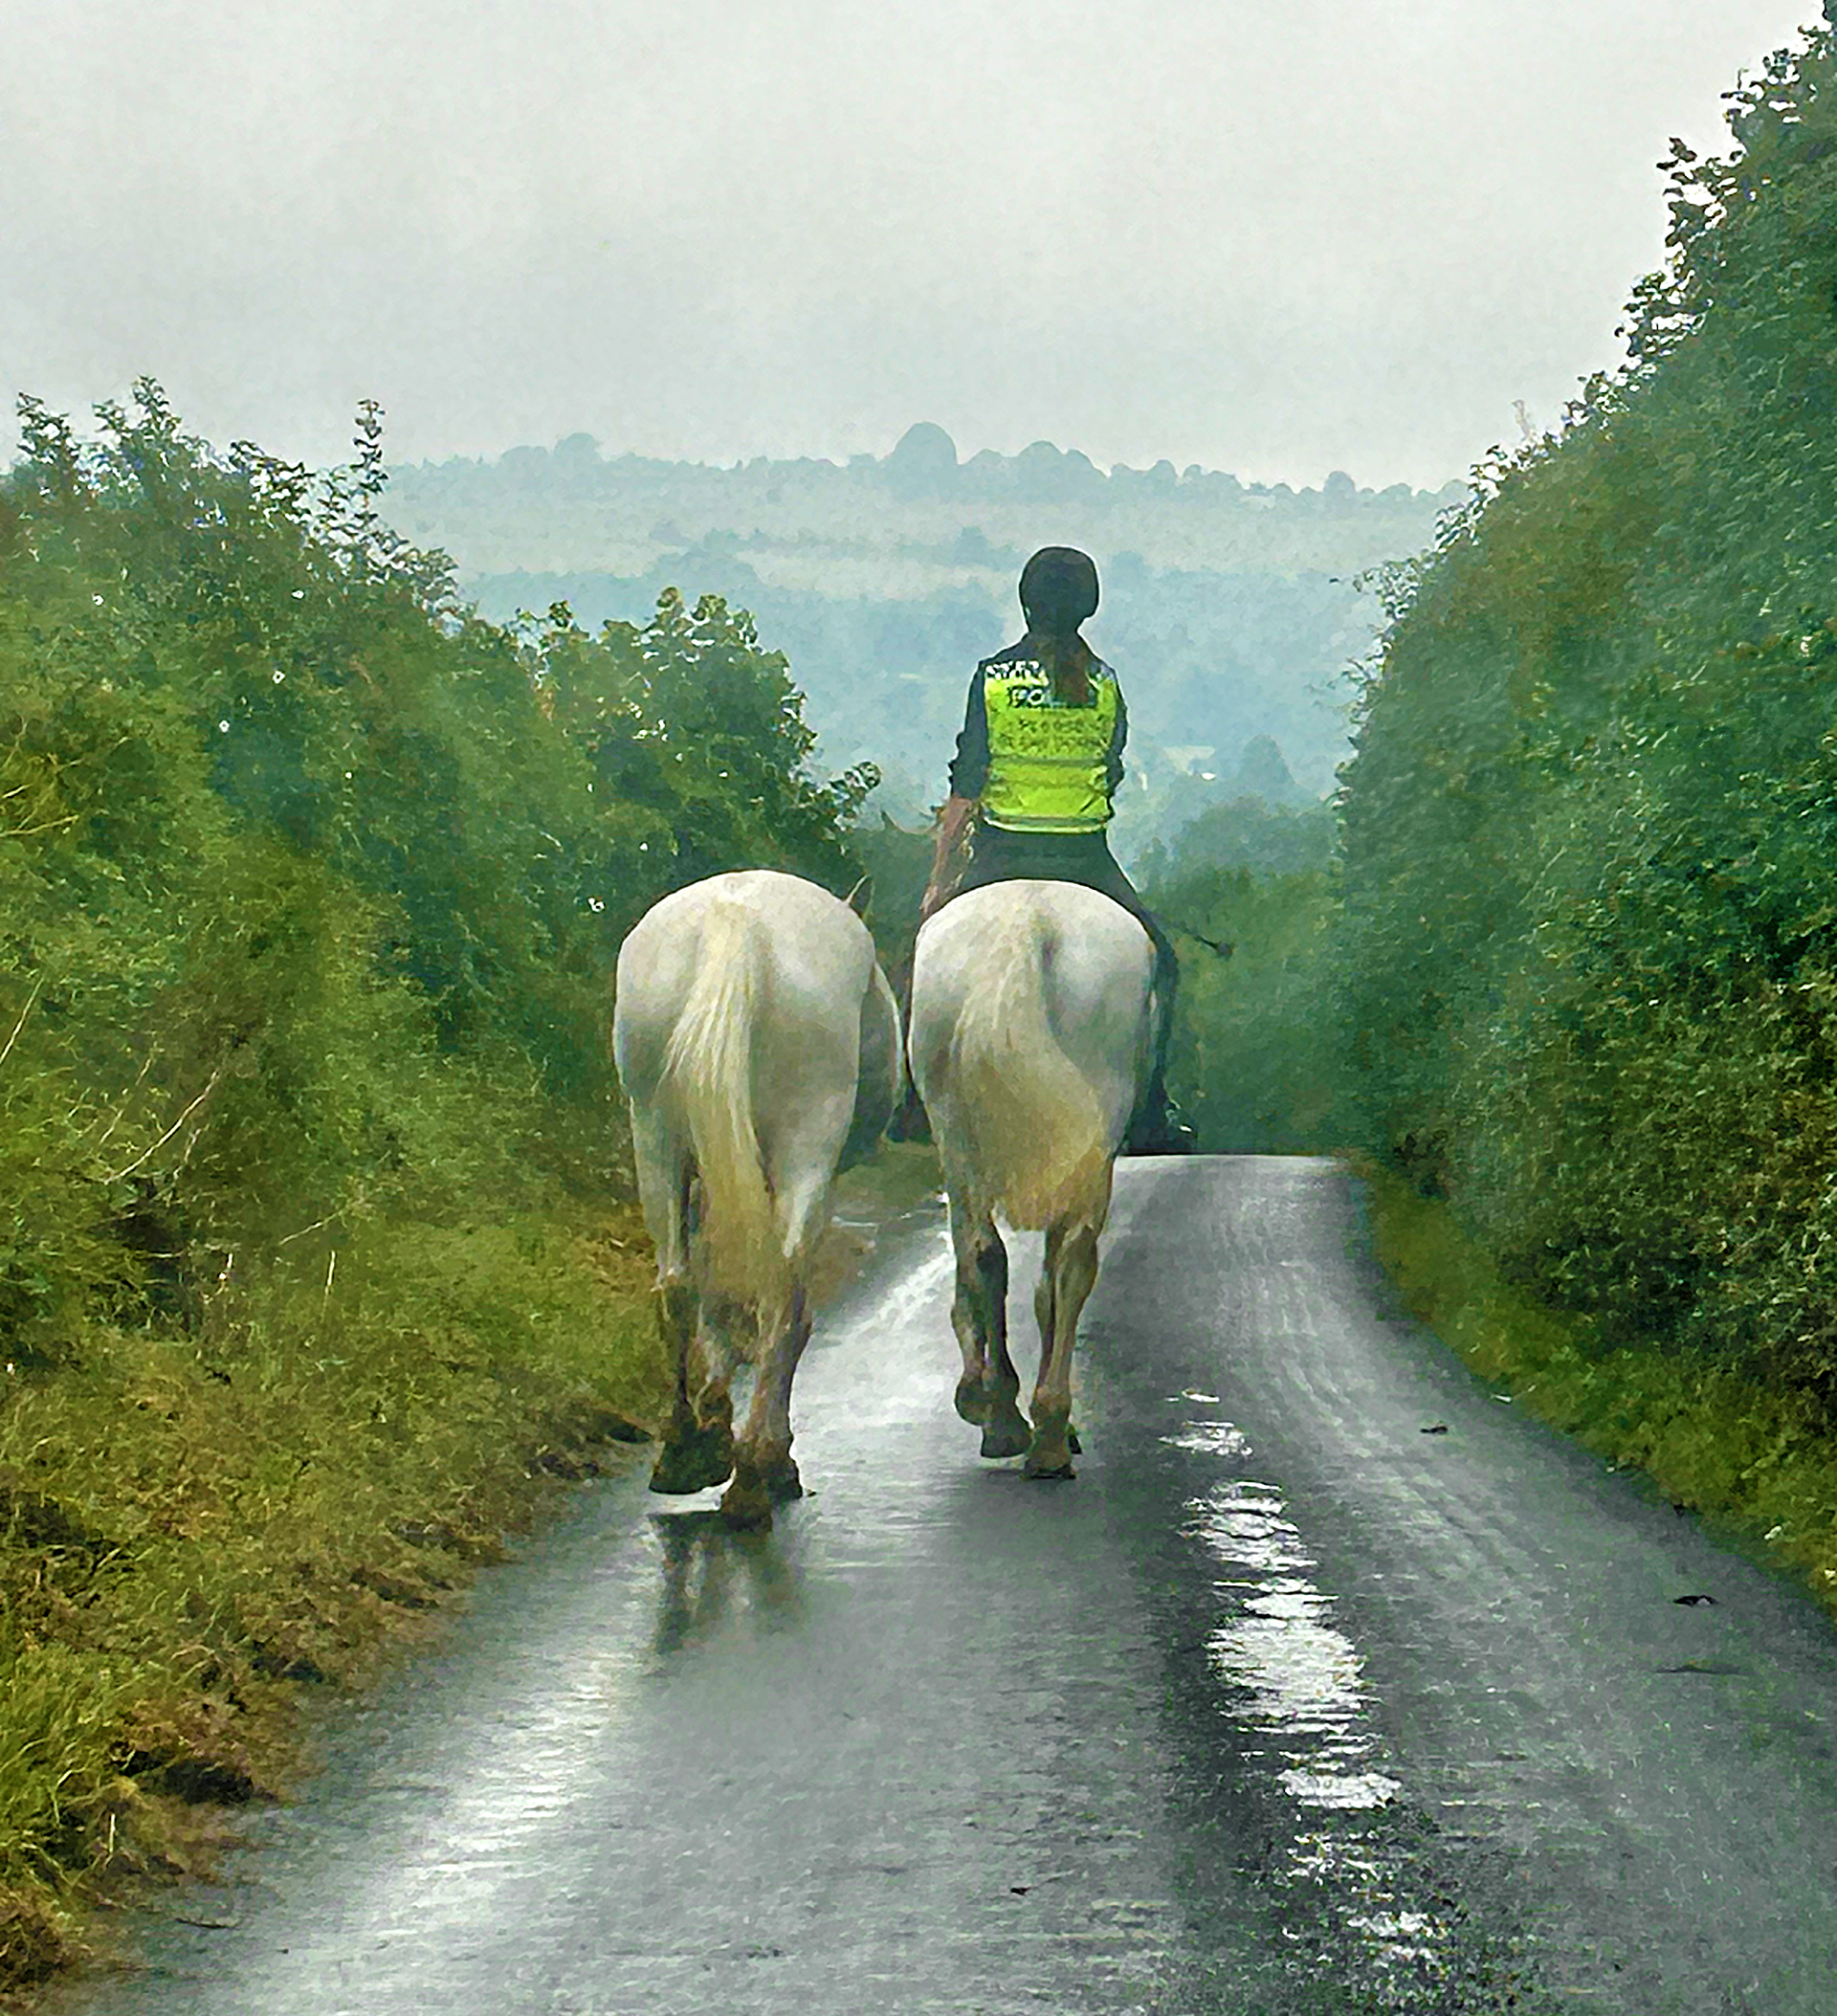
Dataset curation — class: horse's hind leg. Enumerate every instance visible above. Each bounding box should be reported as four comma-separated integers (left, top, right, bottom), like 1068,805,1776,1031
1026,1223,1097,1480
688,1292,744,1444
653,1320,738,1494
1027,1170,1113,1480
722,1285,813,1531
636,1119,734,1495
720,1099,847,1526
948,1193,1028,1458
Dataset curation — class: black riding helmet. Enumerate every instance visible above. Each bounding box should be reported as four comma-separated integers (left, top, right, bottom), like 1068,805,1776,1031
1018,546,1098,637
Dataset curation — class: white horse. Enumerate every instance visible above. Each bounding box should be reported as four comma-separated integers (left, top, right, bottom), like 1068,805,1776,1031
908,880,1156,1479
613,869,900,1528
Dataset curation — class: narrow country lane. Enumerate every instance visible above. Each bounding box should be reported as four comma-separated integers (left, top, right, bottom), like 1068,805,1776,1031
50,1161,1837,2015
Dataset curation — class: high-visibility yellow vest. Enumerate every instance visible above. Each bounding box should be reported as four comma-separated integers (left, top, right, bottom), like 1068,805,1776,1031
981,659,1119,834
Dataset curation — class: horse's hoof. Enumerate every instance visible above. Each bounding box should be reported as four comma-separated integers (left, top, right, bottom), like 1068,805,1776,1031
649,1426,735,1495
1024,1426,1076,1478
954,1376,989,1427
980,1419,1030,1460
719,1476,774,1531
1068,1426,1083,1456
1023,1455,1076,1481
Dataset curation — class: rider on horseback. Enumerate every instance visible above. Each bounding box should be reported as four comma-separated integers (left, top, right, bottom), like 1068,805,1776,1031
919,545,1195,1156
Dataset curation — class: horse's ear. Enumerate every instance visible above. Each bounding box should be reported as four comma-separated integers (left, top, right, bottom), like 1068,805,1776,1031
846,875,873,918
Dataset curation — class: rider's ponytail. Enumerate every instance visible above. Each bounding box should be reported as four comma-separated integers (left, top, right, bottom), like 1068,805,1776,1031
1032,631,1094,707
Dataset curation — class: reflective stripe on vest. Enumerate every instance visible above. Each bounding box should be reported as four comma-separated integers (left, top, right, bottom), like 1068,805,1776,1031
981,660,1118,834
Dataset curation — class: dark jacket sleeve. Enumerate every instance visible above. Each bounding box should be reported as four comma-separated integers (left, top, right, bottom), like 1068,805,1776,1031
1107,678,1128,797
947,666,990,798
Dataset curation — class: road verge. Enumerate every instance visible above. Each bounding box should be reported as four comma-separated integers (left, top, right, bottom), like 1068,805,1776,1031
1364,1164,1837,1622
0,1195,664,2005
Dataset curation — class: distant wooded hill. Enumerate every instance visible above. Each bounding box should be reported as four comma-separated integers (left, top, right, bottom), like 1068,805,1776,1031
383,424,1463,853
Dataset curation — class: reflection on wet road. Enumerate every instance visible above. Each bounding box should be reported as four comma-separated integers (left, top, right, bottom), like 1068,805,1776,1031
52,1160,1837,2015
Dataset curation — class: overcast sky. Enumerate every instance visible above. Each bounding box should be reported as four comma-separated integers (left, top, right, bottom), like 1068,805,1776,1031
1,0,1823,489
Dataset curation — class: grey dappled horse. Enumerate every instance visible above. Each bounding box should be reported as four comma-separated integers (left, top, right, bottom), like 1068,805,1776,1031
613,870,900,1528
908,881,1156,1478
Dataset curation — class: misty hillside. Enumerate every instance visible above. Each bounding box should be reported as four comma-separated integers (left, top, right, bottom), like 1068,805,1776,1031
384,424,1463,851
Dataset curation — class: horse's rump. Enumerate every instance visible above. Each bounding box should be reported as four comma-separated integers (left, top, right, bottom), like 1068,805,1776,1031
616,870,882,1310
912,882,1152,1230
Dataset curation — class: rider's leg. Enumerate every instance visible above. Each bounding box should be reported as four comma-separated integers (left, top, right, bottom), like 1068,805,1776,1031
1137,913,1182,1123
1059,842,1188,1148
886,947,931,1141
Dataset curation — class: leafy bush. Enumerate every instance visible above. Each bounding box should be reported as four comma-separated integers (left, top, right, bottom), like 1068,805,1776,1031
0,383,874,1352
1337,19,1837,1410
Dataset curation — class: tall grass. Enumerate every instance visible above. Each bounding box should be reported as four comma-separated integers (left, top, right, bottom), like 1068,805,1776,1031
0,1193,661,1987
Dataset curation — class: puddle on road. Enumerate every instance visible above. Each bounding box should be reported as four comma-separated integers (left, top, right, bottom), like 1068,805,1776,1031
1161,1420,1252,1457
1167,1410,1450,1984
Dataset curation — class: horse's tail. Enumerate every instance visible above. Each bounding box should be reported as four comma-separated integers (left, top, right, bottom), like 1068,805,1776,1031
945,907,1108,1230
661,898,786,1308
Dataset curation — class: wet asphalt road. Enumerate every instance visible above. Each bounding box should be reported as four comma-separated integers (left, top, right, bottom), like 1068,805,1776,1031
51,1158,1837,2015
